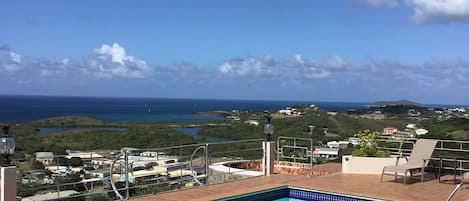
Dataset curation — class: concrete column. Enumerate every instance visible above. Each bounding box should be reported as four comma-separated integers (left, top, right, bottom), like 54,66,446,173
1,166,17,201
263,141,275,176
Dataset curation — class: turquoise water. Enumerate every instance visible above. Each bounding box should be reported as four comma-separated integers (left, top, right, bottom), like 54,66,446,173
216,186,383,201
274,198,305,201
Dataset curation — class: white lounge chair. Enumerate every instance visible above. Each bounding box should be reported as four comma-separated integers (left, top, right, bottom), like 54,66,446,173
381,139,438,184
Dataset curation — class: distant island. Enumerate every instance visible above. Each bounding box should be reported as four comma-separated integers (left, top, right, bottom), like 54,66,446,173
196,111,231,117
370,100,423,107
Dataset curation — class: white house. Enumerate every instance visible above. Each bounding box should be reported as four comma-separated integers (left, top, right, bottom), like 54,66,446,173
244,120,260,126
326,141,340,148
313,147,339,159
326,141,350,148
415,128,428,136
65,151,103,159
348,137,361,146
35,152,54,165
406,124,417,129
278,109,292,116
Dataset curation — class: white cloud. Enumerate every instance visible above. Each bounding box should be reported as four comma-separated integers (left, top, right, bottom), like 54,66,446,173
217,54,469,90
94,43,128,64
84,43,151,78
38,58,70,77
8,52,21,63
294,54,304,64
356,0,399,8
2,41,469,101
3,51,22,72
407,0,469,23
219,56,273,77
219,54,366,80
303,69,331,79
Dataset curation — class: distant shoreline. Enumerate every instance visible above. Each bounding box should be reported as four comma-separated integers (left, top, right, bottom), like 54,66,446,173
0,95,466,123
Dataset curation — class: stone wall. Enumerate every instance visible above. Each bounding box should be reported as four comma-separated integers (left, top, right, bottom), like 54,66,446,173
225,160,332,176
225,160,262,171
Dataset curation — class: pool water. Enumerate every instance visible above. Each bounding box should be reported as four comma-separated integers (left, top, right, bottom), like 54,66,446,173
274,198,305,201
217,186,384,201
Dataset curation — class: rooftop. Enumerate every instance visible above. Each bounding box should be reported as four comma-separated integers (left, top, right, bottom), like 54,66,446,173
132,169,469,201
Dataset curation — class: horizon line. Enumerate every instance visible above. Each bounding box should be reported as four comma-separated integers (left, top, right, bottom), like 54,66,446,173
0,93,467,107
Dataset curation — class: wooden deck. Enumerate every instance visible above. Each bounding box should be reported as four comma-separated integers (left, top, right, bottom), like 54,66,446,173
133,169,469,201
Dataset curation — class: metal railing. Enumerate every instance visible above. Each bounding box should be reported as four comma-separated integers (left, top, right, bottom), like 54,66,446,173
277,136,313,164
19,137,469,200
16,139,264,200
378,137,469,175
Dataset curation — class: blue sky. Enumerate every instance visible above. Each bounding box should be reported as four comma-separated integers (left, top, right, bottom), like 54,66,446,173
1,0,469,104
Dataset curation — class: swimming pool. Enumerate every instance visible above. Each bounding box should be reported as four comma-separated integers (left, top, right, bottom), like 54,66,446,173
216,186,386,201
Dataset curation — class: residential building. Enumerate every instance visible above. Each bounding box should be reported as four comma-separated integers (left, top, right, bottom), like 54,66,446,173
65,150,103,160
382,127,398,135
348,137,360,146
244,120,260,126
278,109,292,116
326,141,350,149
35,152,54,165
313,147,339,160
392,131,414,138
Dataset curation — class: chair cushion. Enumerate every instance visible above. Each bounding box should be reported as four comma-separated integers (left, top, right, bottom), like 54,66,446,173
383,164,422,173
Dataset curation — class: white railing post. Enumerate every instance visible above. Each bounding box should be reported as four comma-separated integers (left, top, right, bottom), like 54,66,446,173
1,166,17,201
205,143,209,185
124,150,129,200
263,141,275,176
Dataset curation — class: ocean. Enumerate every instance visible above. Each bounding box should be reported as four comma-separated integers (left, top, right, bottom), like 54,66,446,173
2,95,457,123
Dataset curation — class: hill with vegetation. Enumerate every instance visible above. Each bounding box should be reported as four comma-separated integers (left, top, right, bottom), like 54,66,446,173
371,100,423,107
3,118,199,159
2,105,469,160
199,109,417,143
31,115,123,127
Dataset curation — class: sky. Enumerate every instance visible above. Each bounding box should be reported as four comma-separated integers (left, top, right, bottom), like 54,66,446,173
1,0,469,104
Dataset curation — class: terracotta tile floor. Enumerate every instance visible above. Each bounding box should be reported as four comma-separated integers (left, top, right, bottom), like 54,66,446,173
132,165,469,201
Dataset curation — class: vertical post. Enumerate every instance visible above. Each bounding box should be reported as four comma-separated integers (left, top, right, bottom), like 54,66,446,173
276,137,280,166
263,141,267,175
56,157,60,199
90,152,93,167
1,166,16,201
263,141,275,176
205,143,209,185
293,139,297,163
310,140,314,176
124,150,129,200
309,125,315,176
179,147,183,184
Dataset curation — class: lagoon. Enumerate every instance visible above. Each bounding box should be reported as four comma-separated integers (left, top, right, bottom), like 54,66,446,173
175,127,228,142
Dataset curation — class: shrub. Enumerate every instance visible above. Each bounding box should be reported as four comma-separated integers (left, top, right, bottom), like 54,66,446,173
351,149,368,157
351,130,390,157
376,150,390,157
